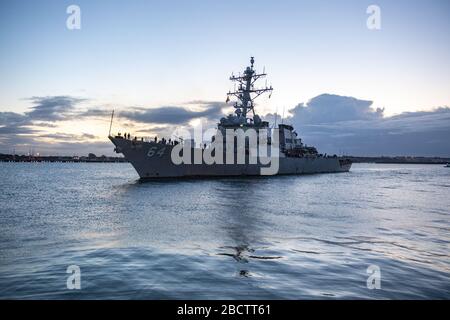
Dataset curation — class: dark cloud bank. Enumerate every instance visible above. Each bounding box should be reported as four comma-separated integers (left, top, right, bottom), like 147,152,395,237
0,94,449,156
120,101,226,125
0,96,85,135
0,96,112,155
270,94,450,157
0,97,226,155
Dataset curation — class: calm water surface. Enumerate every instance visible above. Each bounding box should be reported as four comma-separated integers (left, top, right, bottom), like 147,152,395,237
0,163,449,299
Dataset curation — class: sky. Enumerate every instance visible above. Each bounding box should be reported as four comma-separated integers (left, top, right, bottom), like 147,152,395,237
0,0,449,156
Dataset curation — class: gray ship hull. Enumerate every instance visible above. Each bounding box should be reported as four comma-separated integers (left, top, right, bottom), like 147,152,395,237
110,137,352,179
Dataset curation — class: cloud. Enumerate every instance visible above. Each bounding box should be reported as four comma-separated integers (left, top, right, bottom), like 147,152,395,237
0,97,228,155
0,111,35,135
0,95,87,141
0,95,94,154
288,94,384,124
274,94,450,157
120,102,226,125
78,108,111,118
38,132,98,141
25,96,86,121
0,125,36,135
0,111,29,126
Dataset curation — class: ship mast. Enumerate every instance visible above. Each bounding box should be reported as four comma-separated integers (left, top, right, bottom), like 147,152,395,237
227,57,273,121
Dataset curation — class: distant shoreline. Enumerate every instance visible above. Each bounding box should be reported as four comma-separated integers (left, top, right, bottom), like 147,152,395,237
0,153,127,163
1,153,449,164
345,156,450,165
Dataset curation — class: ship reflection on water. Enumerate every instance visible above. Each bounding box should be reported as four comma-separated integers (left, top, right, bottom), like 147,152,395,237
213,179,283,278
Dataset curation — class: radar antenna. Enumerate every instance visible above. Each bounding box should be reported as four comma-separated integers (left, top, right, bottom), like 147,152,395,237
226,57,273,119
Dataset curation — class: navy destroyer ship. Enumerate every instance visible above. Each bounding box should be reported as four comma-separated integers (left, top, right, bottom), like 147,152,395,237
109,57,352,178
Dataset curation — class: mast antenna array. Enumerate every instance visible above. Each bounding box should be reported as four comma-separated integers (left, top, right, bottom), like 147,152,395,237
226,57,273,119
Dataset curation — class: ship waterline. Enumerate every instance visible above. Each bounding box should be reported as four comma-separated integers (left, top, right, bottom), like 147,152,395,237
110,136,351,179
